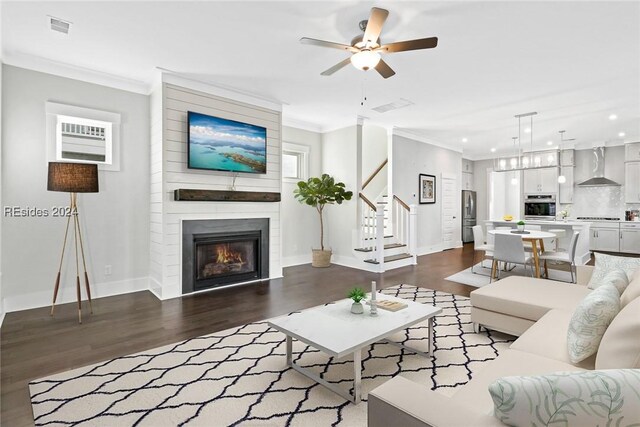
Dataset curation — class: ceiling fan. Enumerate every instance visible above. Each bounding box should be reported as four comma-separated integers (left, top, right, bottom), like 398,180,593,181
300,7,438,79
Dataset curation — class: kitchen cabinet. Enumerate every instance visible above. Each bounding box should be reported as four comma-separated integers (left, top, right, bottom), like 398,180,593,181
462,172,473,190
625,162,640,203
590,226,620,252
558,167,574,204
620,224,640,254
560,149,574,166
524,167,558,194
625,142,640,162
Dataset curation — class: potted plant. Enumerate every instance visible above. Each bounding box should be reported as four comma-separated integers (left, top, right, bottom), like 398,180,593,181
348,287,366,314
294,174,353,267
559,210,569,222
517,220,525,232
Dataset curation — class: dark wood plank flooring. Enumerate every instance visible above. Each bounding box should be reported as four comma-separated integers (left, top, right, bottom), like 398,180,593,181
1,245,476,426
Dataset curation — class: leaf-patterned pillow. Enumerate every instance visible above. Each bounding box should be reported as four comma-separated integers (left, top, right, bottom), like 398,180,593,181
568,284,620,363
588,252,640,287
588,269,629,294
489,370,640,426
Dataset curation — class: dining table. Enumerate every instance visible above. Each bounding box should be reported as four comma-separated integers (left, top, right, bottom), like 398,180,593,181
487,229,556,279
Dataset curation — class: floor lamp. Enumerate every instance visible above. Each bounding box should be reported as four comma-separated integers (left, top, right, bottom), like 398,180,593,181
48,162,99,323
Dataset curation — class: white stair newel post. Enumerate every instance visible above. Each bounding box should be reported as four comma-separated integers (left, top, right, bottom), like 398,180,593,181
409,204,418,264
376,203,385,272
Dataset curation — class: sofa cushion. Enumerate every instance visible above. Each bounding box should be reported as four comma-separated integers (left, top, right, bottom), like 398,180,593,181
621,267,640,308
510,309,595,369
587,252,640,287
451,349,584,415
470,276,591,321
596,296,640,369
567,284,620,363
489,370,640,427
588,268,629,294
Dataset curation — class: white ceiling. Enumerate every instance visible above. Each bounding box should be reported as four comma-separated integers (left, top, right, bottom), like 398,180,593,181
3,1,639,158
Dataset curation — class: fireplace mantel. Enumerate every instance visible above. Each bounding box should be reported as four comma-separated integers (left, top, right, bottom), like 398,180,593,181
174,189,281,202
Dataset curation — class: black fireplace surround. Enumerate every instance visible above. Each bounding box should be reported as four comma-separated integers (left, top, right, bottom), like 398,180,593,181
182,219,269,294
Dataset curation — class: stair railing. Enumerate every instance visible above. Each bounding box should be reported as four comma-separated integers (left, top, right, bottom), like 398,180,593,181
393,196,418,265
359,193,377,252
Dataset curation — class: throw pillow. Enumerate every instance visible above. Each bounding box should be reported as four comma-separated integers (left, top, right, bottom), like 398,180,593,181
621,268,640,308
596,296,640,369
567,284,620,363
488,370,640,426
588,269,629,294
587,253,640,288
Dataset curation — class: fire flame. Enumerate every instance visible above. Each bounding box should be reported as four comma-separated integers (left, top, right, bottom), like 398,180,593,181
215,244,244,264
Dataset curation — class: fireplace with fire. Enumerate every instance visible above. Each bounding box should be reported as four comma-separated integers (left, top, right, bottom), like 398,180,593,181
182,219,269,294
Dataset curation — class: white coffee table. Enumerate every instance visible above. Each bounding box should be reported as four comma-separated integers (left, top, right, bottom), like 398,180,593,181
267,293,442,404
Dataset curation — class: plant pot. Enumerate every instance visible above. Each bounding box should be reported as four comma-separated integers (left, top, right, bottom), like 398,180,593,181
312,249,332,268
517,224,525,232
351,302,364,314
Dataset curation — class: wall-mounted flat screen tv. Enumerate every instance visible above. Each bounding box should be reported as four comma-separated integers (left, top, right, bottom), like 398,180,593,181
187,111,267,174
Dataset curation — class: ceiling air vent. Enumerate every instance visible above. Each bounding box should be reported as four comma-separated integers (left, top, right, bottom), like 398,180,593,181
48,16,71,34
371,98,414,114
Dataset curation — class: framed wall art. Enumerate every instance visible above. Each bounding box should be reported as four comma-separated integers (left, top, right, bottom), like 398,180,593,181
419,174,436,204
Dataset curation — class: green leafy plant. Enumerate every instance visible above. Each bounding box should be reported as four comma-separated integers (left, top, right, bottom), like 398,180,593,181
517,220,525,226
348,287,366,303
294,174,353,251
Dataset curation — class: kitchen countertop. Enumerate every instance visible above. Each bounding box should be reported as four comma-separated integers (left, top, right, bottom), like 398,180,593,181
486,219,590,226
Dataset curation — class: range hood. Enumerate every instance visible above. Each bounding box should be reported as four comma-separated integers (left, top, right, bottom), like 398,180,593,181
577,146,621,187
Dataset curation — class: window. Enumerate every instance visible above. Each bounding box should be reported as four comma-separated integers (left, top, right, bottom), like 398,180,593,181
46,102,121,171
282,143,309,181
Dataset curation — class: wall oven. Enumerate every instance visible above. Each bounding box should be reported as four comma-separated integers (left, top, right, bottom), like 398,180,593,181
524,194,556,220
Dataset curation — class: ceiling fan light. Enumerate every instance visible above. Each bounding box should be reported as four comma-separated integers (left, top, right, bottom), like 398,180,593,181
350,50,381,71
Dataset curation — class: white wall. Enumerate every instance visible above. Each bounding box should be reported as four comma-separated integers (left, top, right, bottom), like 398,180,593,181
281,125,322,266
361,124,388,201
1,65,150,312
153,80,282,299
321,125,361,267
392,134,463,254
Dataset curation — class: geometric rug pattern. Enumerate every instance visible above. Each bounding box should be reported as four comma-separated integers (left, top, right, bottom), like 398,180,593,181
30,285,513,426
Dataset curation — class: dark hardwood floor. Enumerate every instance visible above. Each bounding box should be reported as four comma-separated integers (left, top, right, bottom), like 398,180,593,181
1,245,477,426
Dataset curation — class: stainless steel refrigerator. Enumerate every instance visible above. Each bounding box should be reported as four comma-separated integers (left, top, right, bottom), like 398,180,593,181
462,190,476,243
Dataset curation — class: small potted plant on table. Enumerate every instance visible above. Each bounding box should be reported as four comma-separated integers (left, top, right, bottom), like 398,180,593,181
348,287,366,314
517,220,526,232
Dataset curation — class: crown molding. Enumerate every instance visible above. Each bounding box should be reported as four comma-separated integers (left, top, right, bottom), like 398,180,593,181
281,117,323,133
392,128,463,154
3,52,150,94
159,68,284,112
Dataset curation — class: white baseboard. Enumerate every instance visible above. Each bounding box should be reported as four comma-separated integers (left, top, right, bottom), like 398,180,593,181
3,277,150,313
148,276,163,300
0,312,5,328
282,254,312,268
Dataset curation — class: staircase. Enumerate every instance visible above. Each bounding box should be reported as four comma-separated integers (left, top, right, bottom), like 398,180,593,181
355,159,417,272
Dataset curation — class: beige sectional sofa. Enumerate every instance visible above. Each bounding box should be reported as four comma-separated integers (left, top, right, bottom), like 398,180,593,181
368,265,640,427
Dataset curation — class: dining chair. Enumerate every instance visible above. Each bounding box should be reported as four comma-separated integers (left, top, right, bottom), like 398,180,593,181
472,225,494,274
538,232,580,283
491,233,535,282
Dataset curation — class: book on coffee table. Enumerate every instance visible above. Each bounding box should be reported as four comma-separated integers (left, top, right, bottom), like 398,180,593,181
365,299,408,312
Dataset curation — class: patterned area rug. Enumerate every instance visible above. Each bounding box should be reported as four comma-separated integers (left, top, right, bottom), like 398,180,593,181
30,285,513,426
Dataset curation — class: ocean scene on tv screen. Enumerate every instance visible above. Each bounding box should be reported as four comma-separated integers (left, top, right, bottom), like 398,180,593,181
188,112,267,173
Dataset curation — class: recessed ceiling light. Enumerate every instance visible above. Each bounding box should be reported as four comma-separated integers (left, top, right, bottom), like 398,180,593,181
609,114,618,120
547,141,553,146
461,138,468,143
618,132,626,137
490,148,496,153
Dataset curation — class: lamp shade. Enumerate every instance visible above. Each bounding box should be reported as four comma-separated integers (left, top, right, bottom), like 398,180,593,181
48,162,99,193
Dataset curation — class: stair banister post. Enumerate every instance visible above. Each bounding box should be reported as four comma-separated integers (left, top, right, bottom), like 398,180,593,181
376,203,386,272
409,204,418,265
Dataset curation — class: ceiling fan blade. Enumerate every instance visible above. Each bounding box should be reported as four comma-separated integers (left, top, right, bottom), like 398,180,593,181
378,37,438,53
300,37,357,52
363,7,389,44
375,59,395,79
321,57,352,76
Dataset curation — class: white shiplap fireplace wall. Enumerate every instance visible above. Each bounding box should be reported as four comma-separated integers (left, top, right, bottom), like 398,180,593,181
149,75,283,299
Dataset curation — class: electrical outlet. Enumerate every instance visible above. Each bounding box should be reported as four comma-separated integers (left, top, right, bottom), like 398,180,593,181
104,265,112,276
